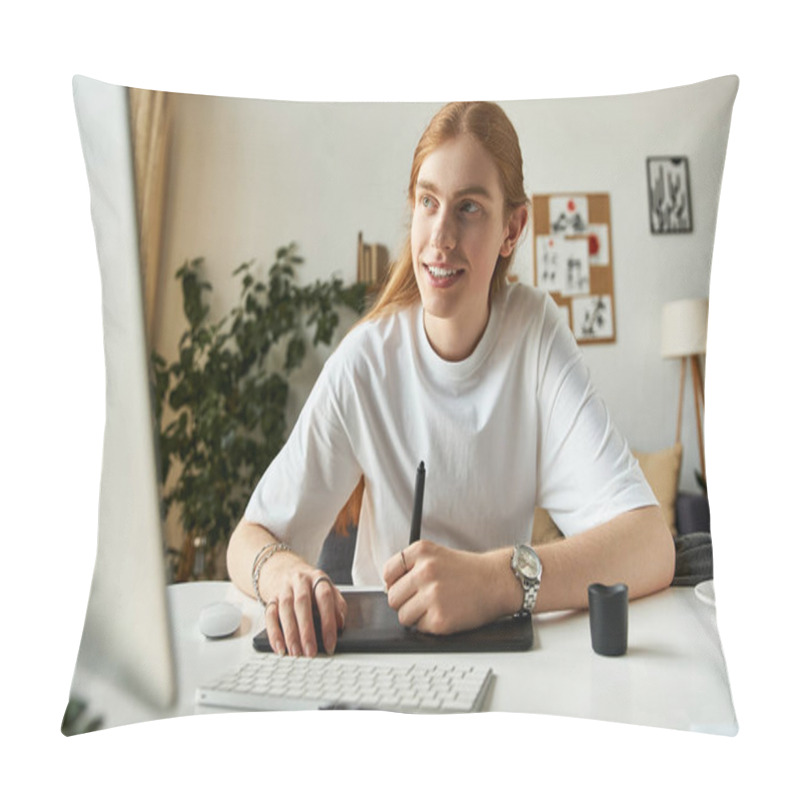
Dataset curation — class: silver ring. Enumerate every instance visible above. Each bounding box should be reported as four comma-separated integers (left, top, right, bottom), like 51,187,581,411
400,550,408,572
312,575,333,594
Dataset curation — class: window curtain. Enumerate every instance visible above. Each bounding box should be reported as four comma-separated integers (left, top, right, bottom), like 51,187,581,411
128,88,172,346
128,89,191,578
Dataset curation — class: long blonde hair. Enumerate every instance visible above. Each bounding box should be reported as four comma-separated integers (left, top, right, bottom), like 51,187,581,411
363,101,529,324
332,101,528,536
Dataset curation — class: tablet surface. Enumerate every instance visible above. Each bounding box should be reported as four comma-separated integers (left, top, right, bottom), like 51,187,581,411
252,590,534,653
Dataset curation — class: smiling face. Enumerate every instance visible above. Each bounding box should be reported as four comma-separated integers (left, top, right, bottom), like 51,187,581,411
411,134,525,360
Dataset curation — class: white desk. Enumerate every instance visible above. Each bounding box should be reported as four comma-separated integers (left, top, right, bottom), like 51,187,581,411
70,582,737,735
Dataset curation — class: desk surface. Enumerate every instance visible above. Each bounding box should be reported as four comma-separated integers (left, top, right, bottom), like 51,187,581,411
71,582,737,735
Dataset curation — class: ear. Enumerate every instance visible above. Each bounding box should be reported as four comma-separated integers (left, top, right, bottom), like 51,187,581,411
500,205,528,257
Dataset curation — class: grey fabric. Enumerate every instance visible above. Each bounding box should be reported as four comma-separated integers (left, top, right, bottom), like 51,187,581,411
676,492,711,536
671,531,713,587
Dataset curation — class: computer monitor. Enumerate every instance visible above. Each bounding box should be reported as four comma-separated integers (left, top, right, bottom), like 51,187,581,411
68,75,176,720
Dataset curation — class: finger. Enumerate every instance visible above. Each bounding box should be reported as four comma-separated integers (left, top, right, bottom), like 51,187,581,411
263,600,285,656
407,606,444,634
336,591,348,630
386,562,423,624
312,578,339,654
383,548,411,588
278,591,303,657
394,588,427,629
292,580,318,657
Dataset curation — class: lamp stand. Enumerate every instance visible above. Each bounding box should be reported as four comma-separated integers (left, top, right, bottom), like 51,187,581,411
675,354,706,483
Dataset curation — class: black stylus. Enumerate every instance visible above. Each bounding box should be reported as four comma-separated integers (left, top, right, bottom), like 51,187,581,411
409,461,425,544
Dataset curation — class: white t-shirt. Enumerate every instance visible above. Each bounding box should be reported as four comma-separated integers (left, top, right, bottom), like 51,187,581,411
245,283,656,584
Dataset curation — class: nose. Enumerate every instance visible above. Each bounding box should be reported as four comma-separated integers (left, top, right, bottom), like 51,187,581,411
431,209,457,251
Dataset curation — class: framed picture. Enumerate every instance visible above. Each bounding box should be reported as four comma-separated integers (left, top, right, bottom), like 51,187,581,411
647,156,693,233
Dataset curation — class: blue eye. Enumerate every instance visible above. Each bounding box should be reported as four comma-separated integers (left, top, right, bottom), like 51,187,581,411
420,195,434,208
461,200,480,213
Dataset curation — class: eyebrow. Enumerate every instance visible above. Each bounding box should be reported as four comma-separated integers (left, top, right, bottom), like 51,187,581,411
416,179,493,199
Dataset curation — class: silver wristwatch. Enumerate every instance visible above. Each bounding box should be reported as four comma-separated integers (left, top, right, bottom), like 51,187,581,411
511,544,542,614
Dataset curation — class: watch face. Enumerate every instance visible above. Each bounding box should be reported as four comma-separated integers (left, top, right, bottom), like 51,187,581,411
516,545,542,580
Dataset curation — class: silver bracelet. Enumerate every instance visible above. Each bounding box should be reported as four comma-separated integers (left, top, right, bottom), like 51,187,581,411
251,542,291,607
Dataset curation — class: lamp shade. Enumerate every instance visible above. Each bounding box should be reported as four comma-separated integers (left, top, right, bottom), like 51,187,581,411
661,298,708,358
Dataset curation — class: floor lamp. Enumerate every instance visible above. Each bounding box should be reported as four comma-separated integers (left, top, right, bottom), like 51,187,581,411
661,298,708,484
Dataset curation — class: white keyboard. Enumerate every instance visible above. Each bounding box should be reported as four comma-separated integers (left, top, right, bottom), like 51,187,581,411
196,655,493,713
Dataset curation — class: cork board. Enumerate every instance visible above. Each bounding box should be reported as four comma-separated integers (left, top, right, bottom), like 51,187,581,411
532,193,616,345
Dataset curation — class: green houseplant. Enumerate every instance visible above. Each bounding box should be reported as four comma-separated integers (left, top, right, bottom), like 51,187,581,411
152,243,366,580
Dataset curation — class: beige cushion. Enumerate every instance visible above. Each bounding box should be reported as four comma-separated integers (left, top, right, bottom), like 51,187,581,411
531,442,683,543
632,443,682,538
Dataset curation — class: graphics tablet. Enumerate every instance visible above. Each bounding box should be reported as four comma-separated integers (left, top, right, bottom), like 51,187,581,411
252,590,534,654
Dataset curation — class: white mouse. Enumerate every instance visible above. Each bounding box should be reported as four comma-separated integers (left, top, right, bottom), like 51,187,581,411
199,602,243,639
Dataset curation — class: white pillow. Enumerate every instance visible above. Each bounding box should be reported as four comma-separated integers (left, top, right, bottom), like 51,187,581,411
70,75,738,737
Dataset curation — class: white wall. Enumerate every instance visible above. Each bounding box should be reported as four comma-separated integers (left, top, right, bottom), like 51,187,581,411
157,77,737,493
